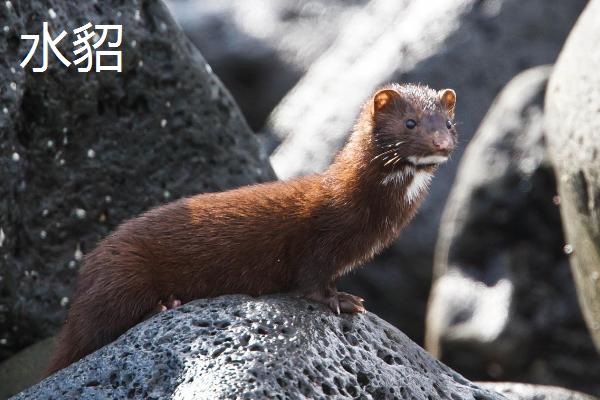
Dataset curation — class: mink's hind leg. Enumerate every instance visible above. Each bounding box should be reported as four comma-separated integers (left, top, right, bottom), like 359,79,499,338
305,285,365,314
165,295,182,309
143,295,182,321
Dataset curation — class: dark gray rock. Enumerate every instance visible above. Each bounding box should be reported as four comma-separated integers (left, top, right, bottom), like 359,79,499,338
165,0,368,130
545,0,600,352
13,295,508,400
0,0,273,361
426,67,600,395
0,338,54,399
266,0,586,341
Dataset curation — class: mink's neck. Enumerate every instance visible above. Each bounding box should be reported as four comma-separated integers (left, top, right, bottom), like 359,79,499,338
322,122,426,225
315,123,431,276
303,109,438,278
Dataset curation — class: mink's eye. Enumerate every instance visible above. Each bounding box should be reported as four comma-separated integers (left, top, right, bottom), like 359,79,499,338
446,120,453,129
405,119,417,129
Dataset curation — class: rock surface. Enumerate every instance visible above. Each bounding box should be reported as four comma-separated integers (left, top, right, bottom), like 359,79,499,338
14,295,509,400
0,0,273,360
545,0,600,352
266,0,587,342
426,67,600,395
13,296,595,400
165,0,368,130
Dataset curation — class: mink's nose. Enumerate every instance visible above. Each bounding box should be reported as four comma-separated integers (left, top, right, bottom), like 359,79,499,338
432,135,453,154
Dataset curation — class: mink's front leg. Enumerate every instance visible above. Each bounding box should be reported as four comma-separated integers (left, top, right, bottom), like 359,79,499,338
336,290,366,313
305,284,365,314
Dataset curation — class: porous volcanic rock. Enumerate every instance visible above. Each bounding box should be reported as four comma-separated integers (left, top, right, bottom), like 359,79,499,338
14,295,508,400
0,0,273,360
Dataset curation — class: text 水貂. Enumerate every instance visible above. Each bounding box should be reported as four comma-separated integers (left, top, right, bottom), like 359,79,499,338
20,22,122,73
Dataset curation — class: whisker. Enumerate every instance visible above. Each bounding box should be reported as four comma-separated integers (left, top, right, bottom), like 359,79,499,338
371,148,399,162
392,156,404,167
384,156,399,166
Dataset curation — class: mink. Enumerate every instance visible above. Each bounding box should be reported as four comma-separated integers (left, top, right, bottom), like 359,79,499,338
45,83,457,375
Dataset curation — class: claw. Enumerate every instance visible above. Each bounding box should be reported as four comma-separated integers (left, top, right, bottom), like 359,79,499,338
305,289,366,315
330,295,341,315
163,295,182,310
166,296,182,309
338,291,367,313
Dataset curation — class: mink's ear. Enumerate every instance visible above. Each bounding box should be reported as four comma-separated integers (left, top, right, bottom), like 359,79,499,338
439,89,456,118
373,89,401,113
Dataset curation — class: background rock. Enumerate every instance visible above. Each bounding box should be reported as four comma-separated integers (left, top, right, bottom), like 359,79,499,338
425,67,600,395
0,338,54,399
0,0,273,361
478,383,598,400
165,0,369,130
265,0,586,343
14,295,508,399
545,0,600,351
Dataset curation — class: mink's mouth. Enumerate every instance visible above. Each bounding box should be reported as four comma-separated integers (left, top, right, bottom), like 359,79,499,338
406,155,449,167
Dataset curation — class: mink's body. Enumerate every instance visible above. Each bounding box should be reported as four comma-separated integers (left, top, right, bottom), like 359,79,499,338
46,83,457,375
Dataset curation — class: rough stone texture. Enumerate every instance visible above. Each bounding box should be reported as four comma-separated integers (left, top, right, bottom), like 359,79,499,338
0,0,273,361
265,0,587,342
545,0,600,352
478,383,598,400
165,0,368,130
13,295,510,400
425,67,600,396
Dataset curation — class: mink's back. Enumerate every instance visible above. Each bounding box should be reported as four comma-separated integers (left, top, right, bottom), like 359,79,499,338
81,176,325,301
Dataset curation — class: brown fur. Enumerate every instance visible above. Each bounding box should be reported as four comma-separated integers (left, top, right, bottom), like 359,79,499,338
45,83,457,375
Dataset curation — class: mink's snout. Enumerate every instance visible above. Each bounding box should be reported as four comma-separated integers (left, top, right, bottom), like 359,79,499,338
432,135,453,154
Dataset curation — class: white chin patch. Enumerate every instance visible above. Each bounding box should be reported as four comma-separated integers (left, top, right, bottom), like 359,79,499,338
405,170,433,203
382,166,415,185
407,155,448,165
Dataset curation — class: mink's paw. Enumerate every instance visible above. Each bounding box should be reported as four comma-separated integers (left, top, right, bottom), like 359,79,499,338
305,290,365,314
337,291,366,314
163,295,182,310
144,295,182,320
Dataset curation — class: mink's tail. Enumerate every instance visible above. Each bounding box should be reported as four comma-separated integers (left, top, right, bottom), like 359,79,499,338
43,272,159,377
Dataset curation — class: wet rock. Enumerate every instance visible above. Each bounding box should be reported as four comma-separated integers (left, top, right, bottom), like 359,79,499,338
13,295,508,400
266,0,586,341
426,67,600,395
0,0,273,361
545,0,600,352
165,0,368,129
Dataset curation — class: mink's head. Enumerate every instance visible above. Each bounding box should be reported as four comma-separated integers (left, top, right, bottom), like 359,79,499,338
369,83,457,170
